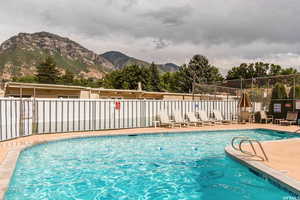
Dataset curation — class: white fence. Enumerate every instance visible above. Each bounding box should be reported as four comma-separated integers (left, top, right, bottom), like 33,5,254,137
0,98,239,141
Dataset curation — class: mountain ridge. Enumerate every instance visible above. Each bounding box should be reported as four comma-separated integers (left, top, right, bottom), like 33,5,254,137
101,51,179,72
0,32,179,80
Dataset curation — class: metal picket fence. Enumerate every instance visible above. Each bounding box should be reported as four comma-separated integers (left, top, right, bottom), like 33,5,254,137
0,98,239,142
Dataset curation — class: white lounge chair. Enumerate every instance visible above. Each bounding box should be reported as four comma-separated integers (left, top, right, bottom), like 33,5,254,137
213,110,233,124
279,111,298,126
173,110,188,127
198,110,221,125
259,111,273,124
186,112,203,126
159,110,181,128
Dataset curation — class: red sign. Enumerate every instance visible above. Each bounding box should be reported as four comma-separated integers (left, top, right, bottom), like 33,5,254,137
115,101,121,110
285,103,292,108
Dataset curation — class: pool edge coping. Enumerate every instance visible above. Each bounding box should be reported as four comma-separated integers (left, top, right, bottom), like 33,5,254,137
0,126,299,199
225,145,300,196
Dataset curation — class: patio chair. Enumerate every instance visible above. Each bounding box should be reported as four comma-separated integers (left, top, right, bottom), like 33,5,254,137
239,111,254,123
186,112,203,127
158,110,181,128
213,110,233,124
173,110,189,127
279,111,298,126
259,111,273,124
198,110,221,125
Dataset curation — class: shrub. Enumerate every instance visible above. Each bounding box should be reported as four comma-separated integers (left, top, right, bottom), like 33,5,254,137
271,83,287,99
288,85,300,99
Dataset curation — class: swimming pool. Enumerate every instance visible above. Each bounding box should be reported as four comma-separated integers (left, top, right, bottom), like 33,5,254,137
5,129,299,199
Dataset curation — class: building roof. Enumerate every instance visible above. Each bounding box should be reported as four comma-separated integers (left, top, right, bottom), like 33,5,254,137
5,82,238,99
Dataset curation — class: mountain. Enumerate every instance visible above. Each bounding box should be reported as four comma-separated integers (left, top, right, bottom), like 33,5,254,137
0,32,179,80
0,32,114,79
101,51,148,69
102,51,179,72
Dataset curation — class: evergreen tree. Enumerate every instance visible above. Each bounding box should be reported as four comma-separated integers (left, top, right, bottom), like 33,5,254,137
173,55,224,93
289,85,300,99
60,69,75,85
271,83,288,99
36,57,60,84
148,62,161,92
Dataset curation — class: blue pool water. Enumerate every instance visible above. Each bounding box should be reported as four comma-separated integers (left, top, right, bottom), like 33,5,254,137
5,129,299,200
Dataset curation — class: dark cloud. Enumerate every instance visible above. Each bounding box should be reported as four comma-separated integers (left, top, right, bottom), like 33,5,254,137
142,5,192,26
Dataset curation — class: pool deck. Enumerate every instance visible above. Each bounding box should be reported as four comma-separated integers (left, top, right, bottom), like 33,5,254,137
1,123,300,199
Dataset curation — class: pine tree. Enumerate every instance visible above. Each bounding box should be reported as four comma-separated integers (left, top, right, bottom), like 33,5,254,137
271,83,288,99
289,85,300,99
36,57,60,84
61,69,74,85
148,62,161,92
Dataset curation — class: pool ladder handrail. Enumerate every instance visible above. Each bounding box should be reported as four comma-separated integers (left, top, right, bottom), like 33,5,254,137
231,136,269,161
295,129,300,133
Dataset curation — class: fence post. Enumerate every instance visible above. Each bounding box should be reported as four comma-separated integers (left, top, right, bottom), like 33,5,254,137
31,98,37,135
140,100,147,128
19,99,24,137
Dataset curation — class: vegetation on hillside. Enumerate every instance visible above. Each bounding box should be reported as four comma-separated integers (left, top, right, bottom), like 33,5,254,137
10,54,299,93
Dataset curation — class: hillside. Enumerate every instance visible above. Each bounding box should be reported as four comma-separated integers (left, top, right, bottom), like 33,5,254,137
102,51,179,72
0,32,114,79
0,32,179,80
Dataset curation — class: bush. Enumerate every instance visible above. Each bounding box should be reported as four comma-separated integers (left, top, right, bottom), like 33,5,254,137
271,83,287,99
289,85,300,99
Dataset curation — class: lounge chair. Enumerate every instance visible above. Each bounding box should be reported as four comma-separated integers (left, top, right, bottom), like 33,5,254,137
186,112,203,127
173,110,189,127
213,110,233,124
239,111,254,123
198,110,221,125
279,111,298,126
158,110,181,128
259,111,273,124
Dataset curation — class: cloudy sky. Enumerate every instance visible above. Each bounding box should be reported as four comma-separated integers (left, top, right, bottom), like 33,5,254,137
1,0,300,73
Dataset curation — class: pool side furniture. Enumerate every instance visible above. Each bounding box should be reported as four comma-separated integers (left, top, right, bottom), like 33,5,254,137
279,111,299,126
173,110,189,127
213,110,233,124
186,112,203,127
158,111,182,128
259,111,273,124
239,111,254,123
152,120,160,128
198,110,221,125
275,118,284,124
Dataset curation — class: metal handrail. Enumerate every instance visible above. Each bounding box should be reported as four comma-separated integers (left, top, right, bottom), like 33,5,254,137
239,139,269,161
231,137,269,161
231,136,251,151
295,129,300,133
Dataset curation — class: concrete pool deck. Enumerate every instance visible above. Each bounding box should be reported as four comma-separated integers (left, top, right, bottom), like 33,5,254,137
0,123,300,199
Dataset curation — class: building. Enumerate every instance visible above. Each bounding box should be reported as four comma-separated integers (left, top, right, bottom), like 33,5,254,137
1,82,238,100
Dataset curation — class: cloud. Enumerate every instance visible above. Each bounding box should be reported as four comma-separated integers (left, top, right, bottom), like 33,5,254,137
0,0,300,72
142,5,192,26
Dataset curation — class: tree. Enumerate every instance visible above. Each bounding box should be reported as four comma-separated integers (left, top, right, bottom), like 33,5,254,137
226,62,298,80
36,57,60,84
12,75,37,83
271,83,288,99
281,67,297,75
60,69,74,85
148,62,161,92
289,85,300,99
104,64,150,90
121,64,149,90
172,55,224,93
